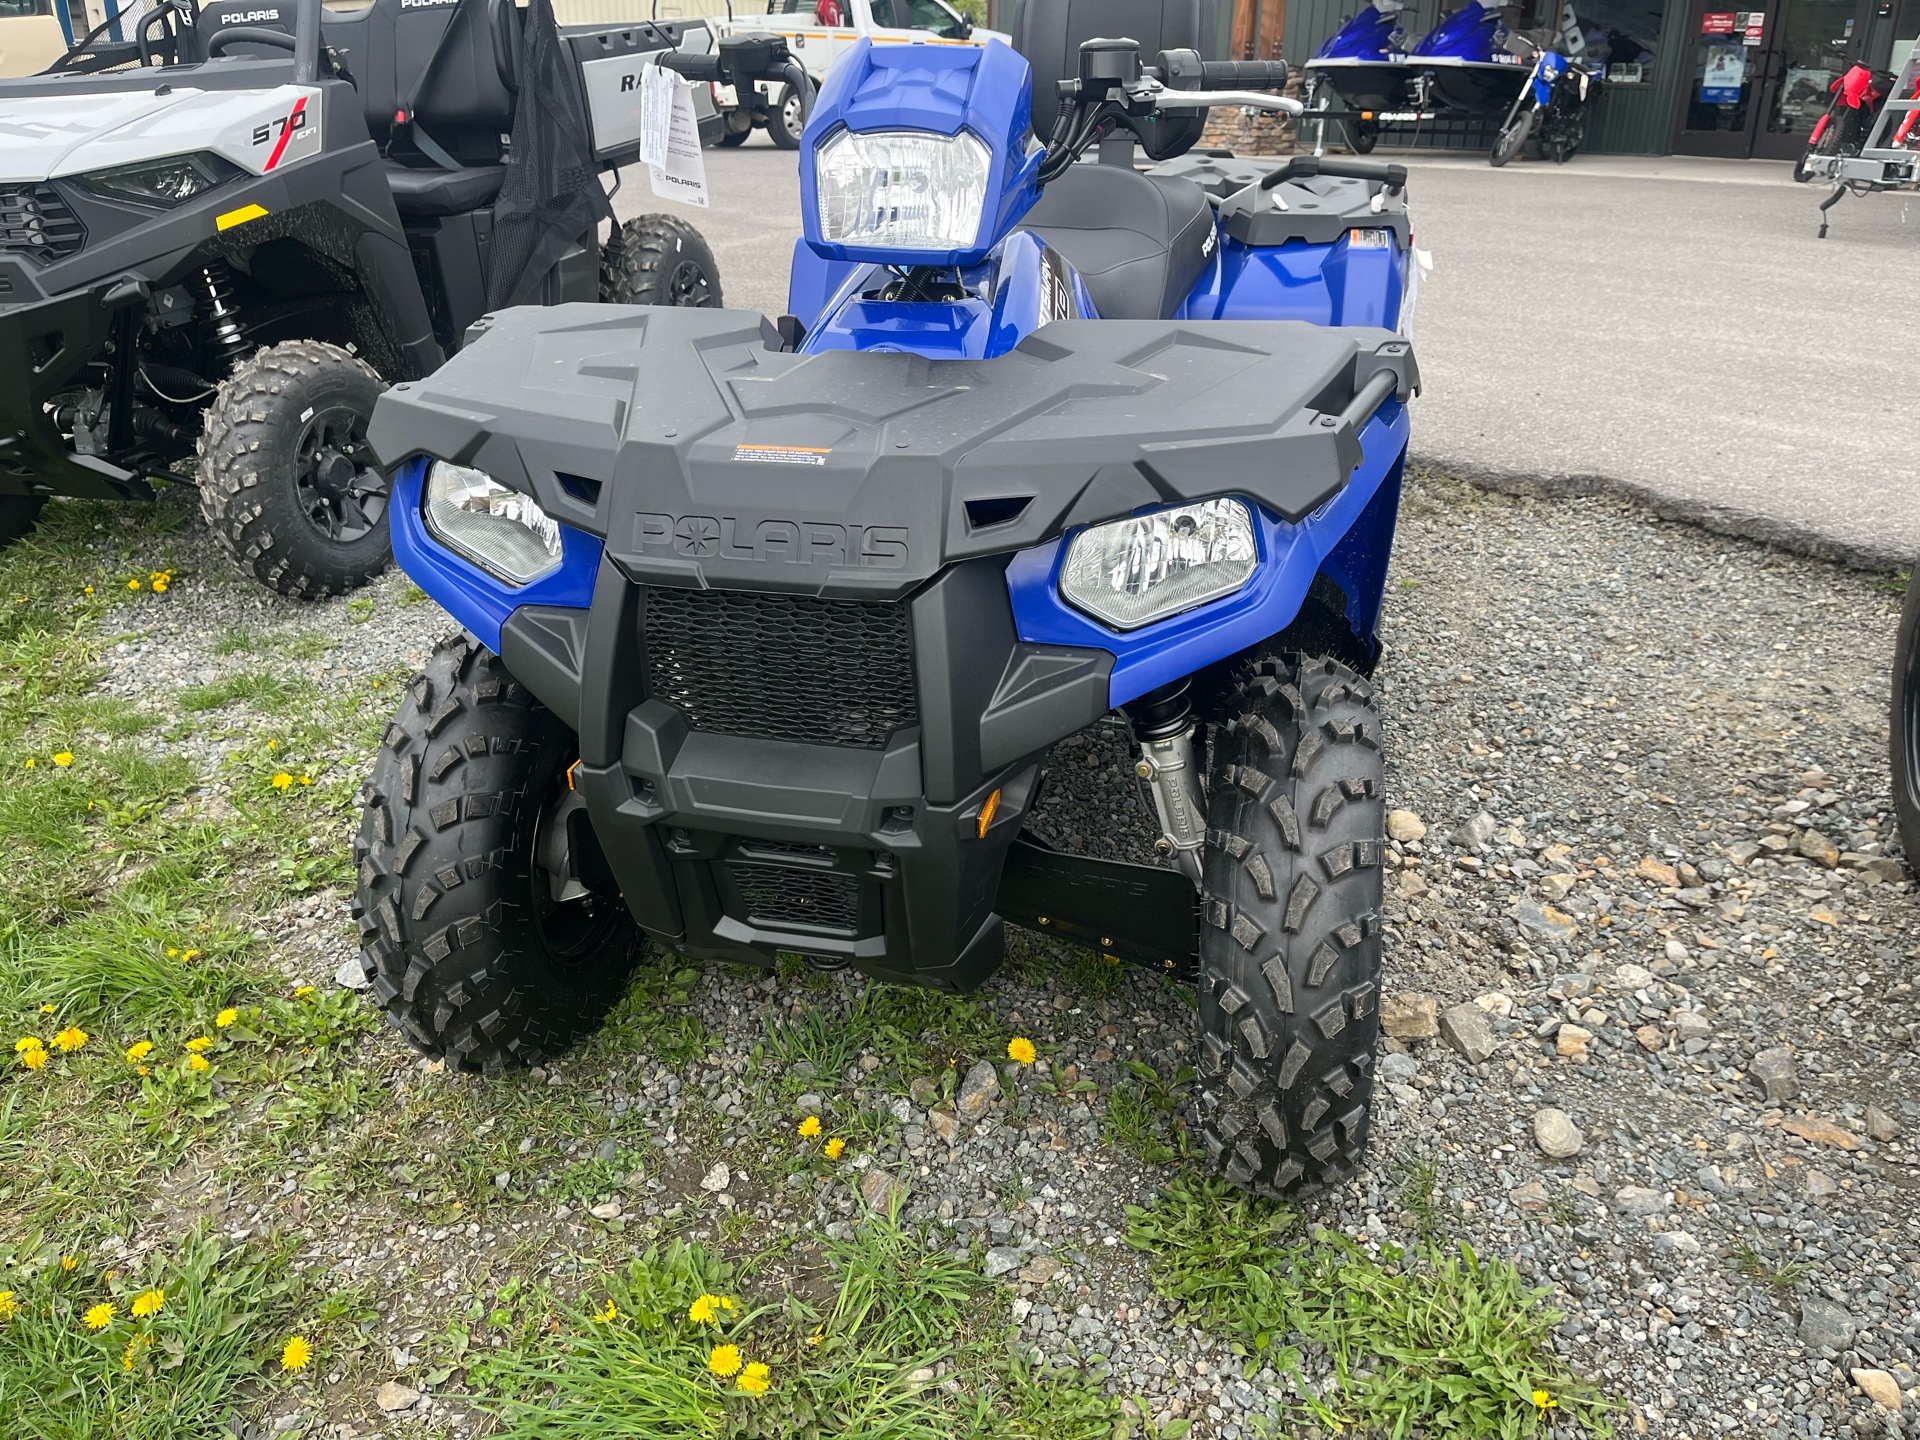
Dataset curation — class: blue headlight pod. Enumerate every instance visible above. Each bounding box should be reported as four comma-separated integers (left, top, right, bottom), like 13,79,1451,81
1059,498,1259,631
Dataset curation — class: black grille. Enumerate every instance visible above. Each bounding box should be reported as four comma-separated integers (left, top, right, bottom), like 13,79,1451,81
0,186,85,263
730,862,861,932
643,588,916,749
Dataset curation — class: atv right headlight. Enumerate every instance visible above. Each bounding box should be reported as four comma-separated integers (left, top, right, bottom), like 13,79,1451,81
423,462,562,586
73,152,243,208
1059,498,1258,630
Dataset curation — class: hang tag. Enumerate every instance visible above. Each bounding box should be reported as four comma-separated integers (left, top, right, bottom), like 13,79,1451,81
638,62,674,169
647,75,709,209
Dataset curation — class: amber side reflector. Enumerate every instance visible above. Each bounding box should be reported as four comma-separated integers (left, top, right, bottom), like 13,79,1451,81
977,787,1001,839
566,760,581,791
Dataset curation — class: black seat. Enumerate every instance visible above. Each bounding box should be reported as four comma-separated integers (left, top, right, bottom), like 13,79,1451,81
1017,163,1214,319
383,160,508,216
1004,0,1218,137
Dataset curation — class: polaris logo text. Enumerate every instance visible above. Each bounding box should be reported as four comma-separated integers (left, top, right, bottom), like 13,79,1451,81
634,514,907,568
220,9,280,20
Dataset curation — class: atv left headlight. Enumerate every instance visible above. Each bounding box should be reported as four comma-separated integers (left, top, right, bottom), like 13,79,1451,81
73,152,243,208
1059,498,1257,630
814,127,991,252
423,462,562,586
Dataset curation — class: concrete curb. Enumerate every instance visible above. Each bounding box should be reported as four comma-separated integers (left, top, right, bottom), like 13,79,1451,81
1415,452,1912,576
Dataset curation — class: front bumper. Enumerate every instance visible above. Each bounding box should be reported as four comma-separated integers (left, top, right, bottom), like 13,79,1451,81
0,286,157,501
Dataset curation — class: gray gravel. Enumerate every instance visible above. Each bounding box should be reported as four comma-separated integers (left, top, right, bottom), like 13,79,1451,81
84,473,1920,1439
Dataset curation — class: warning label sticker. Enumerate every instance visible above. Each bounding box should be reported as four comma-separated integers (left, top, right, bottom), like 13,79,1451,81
733,445,831,466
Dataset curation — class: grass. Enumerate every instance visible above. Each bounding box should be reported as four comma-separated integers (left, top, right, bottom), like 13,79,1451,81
473,1215,1123,1439
1101,1058,1188,1166
1730,1240,1812,1293
0,1226,300,1440
1124,1177,1610,1439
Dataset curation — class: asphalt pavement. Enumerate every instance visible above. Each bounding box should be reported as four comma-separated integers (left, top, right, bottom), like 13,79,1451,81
615,138,1918,568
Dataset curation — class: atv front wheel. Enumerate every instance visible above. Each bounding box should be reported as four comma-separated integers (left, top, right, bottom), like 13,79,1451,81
353,634,641,1073
769,83,806,149
0,496,47,549
1891,569,1920,864
600,215,723,308
1194,655,1384,1196
198,340,391,598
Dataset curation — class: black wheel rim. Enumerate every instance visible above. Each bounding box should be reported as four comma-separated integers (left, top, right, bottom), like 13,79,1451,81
529,772,626,966
667,259,714,307
295,406,387,543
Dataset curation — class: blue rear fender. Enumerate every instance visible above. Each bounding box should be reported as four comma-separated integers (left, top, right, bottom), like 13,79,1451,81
1179,231,1407,330
1005,400,1409,708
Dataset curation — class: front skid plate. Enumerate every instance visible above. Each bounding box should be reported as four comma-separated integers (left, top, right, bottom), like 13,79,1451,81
995,834,1197,972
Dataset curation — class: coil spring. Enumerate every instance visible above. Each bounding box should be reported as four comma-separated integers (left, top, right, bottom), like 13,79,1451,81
192,260,250,374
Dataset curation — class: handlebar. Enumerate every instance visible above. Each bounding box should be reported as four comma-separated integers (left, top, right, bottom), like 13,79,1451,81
1192,58,1290,89
206,24,297,56
1259,154,1407,193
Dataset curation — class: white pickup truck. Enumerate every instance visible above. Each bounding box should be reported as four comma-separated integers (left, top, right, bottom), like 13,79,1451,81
708,0,1006,147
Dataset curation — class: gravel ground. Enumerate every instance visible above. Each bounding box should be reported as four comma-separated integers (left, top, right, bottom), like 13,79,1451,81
89,472,1919,1439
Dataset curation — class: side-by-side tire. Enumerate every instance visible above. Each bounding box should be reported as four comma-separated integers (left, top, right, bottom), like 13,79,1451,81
769,83,806,149
353,635,642,1074
197,340,391,599
600,214,723,308
1194,654,1385,1197
0,496,47,550
1892,570,1920,865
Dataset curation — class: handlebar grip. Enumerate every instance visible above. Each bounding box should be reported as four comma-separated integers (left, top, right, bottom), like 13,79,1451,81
660,50,721,81
1196,58,1290,91
1259,154,1407,193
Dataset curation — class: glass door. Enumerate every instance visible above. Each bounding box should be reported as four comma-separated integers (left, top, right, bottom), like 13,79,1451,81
1753,0,1875,159
1673,0,1782,154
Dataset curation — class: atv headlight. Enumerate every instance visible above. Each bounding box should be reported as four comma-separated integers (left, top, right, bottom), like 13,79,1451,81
423,462,562,586
1059,498,1257,630
814,127,990,252
73,152,243,208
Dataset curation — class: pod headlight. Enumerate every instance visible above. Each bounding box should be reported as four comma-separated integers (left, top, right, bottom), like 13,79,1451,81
1059,498,1257,630
423,462,561,586
813,127,991,253
74,152,243,207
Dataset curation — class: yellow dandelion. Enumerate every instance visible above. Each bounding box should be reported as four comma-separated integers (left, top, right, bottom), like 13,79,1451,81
281,1334,312,1372
125,1041,152,1063
294,985,315,998
706,1344,742,1378
83,1301,115,1331
1007,1037,1036,1066
38,1004,53,1014
594,1299,619,1323
186,1053,209,1072
181,950,201,963
14,1037,43,1054
1533,1390,1558,1416
807,1324,824,1346
215,1009,238,1028
127,579,141,591
824,1137,846,1160
61,1255,77,1272
270,773,293,790
298,775,312,786
688,1294,719,1326
52,752,72,768
736,1361,770,1394
130,1288,164,1319
166,948,177,958
20,1047,45,1071
22,758,31,769
720,1296,735,1311
135,1065,149,1076
0,1291,16,1322
52,1026,87,1052
184,1035,213,1053
798,1115,822,1138
121,1334,143,1370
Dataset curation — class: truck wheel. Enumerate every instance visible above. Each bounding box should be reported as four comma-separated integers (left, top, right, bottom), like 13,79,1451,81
1194,655,1385,1197
1891,568,1920,864
197,340,390,599
353,633,641,1074
600,215,723,308
0,496,47,549
769,83,806,149
718,127,750,147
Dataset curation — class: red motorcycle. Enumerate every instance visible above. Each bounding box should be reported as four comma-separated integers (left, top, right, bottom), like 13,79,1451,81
1795,65,1894,183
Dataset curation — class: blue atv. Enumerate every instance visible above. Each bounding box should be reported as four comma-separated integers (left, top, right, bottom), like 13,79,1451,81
353,9,1419,1198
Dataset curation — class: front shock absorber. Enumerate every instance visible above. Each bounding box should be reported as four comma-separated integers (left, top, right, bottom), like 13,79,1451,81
191,260,251,374
1125,679,1207,884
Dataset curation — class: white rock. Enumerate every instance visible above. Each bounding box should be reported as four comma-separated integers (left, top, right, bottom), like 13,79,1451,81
376,1382,422,1413
1611,963,1656,991
699,1162,731,1193
589,1200,623,1220
1531,1108,1584,1159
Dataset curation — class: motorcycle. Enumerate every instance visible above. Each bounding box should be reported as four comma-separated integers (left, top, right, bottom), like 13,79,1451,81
353,14,1421,1200
1491,39,1600,165
1794,65,1893,184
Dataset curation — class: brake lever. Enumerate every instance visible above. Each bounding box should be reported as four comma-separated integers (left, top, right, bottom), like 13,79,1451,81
1140,82,1304,115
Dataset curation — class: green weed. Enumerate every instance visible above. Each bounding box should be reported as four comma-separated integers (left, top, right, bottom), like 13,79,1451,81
1101,1059,1188,1166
